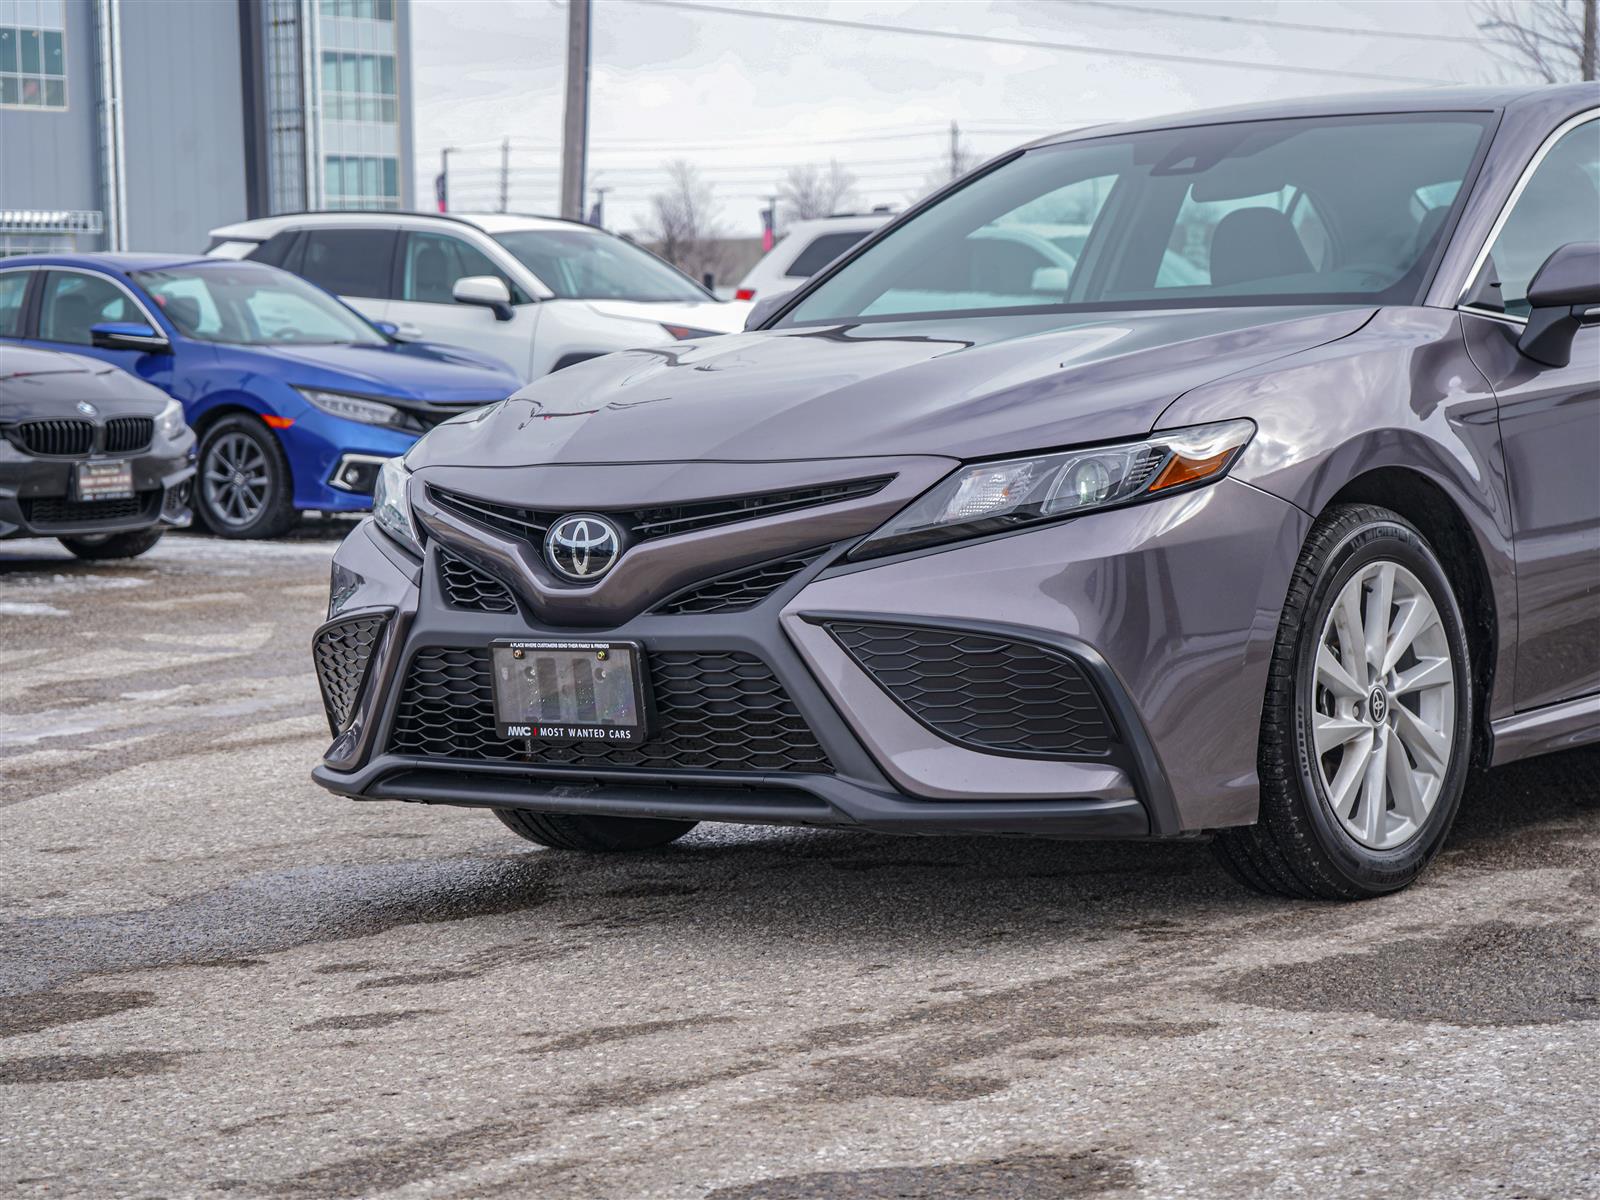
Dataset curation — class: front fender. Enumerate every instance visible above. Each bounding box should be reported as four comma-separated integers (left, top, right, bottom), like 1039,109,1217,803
1157,304,1514,715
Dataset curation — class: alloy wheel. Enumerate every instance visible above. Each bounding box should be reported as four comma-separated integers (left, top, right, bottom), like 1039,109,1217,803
1309,559,1457,851
203,432,271,529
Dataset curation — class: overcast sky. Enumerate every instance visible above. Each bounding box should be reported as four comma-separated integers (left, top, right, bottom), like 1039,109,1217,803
409,0,1521,236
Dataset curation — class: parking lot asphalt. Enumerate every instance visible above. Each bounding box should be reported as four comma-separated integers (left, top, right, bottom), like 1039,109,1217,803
0,528,1596,1200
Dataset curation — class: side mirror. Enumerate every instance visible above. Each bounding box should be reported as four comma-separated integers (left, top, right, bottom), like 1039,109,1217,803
452,275,515,322
744,290,794,331
90,321,170,353
1519,242,1600,368
1031,266,1072,294
373,320,402,339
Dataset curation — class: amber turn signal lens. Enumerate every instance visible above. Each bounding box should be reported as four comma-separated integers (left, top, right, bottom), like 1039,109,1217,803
1149,447,1236,492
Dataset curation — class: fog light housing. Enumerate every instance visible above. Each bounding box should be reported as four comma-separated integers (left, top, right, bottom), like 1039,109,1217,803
329,454,389,495
161,479,193,526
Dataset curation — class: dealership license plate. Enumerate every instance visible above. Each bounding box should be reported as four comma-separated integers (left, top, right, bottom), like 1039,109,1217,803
75,460,135,501
489,640,649,743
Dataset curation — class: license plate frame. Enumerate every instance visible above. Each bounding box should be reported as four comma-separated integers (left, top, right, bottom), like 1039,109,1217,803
74,459,136,502
488,639,651,744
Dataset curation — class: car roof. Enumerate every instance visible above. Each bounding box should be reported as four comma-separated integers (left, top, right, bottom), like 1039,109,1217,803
0,252,213,272
209,209,594,241
1023,83,1597,150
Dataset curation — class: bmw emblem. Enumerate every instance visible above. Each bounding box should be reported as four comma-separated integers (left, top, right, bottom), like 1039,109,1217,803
544,514,623,582
76,401,98,416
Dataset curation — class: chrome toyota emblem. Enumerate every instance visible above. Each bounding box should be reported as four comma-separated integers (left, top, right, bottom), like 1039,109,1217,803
1368,686,1388,724
545,514,622,582
76,401,97,416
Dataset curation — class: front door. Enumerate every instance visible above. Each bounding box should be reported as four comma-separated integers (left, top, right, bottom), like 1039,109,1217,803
25,269,179,397
388,230,538,379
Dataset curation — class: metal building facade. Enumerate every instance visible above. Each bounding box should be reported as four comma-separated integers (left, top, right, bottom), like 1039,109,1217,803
0,0,414,255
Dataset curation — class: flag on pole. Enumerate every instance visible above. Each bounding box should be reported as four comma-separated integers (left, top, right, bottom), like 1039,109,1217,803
435,173,448,213
760,205,775,252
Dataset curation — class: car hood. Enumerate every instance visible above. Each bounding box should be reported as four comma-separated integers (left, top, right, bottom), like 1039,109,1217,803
0,346,172,418
408,305,1374,468
233,341,519,403
580,297,752,335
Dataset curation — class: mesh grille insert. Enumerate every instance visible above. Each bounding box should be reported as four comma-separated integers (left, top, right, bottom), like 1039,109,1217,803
654,549,825,615
437,550,518,614
313,613,387,733
829,622,1114,758
390,646,833,774
22,493,157,529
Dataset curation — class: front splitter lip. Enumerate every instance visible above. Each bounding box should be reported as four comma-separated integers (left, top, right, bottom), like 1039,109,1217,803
312,754,1152,840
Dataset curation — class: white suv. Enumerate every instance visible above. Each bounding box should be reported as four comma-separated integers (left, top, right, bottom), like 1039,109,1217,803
207,212,750,381
734,212,892,302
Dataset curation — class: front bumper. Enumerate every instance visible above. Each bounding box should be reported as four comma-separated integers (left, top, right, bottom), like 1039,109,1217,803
311,478,1308,837
0,441,196,539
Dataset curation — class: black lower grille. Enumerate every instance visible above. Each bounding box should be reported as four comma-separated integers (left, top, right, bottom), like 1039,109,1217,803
14,419,94,456
390,647,833,773
437,550,518,614
22,492,157,529
654,549,825,615
829,622,1114,758
313,613,388,733
105,417,154,454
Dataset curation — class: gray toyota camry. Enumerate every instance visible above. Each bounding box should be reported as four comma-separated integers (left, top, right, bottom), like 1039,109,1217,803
312,84,1599,899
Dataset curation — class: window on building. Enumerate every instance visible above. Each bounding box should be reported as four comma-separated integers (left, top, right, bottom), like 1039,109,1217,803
321,50,397,123
0,2,68,111
323,155,401,210
320,0,395,19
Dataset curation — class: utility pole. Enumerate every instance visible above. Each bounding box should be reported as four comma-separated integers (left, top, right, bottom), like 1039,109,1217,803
436,146,455,212
498,137,511,213
948,120,961,182
560,0,592,222
590,185,609,228
1583,0,1596,80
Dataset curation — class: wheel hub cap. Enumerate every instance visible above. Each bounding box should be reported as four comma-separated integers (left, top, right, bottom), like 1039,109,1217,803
1310,559,1456,851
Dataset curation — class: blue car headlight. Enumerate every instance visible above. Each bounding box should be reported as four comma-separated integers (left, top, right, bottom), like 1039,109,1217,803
297,387,410,429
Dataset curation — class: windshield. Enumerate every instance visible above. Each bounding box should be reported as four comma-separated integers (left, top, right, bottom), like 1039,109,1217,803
132,262,387,346
493,230,710,303
782,113,1492,325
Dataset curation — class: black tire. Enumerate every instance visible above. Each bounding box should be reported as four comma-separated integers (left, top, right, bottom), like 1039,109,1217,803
194,414,297,539
494,809,698,852
58,527,165,560
1214,503,1475,900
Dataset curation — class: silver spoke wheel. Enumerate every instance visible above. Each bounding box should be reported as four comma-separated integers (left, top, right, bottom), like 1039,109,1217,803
203,432,271,529
1310,559,1456,850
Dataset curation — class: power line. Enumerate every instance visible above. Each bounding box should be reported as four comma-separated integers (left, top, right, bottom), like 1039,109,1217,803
1061,0,1483,46
632,0,1459,86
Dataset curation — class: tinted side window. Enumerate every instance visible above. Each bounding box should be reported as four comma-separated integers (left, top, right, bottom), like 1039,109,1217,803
786,231,871,277
0,270,30,337
1480,118,1600,317
247,230,300,268
38,272,139,345
400,232,516,303
299,228,397,298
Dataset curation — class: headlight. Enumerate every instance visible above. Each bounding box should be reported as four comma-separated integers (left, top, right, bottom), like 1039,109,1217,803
372,457,420,553
298,388,408,428
853,418,1255,559
155,398,187,441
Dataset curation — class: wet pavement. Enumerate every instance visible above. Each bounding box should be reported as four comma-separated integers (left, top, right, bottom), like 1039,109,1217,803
1,528,1596,1199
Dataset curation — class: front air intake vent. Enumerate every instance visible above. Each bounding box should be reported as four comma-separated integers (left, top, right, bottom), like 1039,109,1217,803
436,549,518,614
654,549,826,615
828,622,1115,758
13,419,94,457
313,613,388,734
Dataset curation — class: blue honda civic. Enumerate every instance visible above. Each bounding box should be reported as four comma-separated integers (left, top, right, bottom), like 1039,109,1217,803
0,254,520,538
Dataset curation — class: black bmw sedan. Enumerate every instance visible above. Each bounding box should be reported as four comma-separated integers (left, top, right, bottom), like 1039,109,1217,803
1,346,195,559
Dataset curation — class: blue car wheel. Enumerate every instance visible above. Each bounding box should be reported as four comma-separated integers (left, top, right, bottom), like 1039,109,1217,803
196,414,297,539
